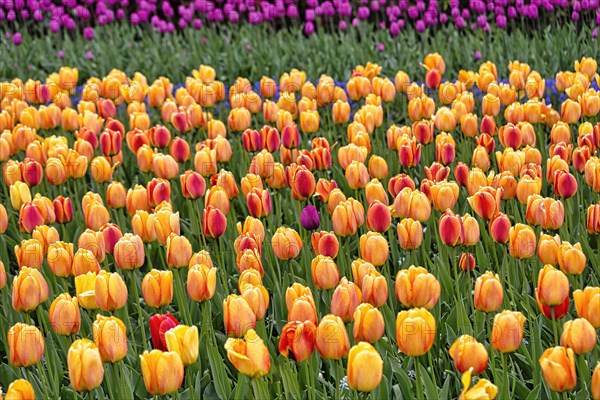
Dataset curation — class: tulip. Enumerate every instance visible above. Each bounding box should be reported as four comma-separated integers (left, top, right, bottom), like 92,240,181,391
142,269,173,308
347,342,383,392
298,205,320,231
396,219,423,251
573,287,600,328
67,339,105,393
165,234,192,268
288,294,318,325
458,252,476,272
429,180,460,212
393,188,431,223
508,223,536,259
149,313,179,351
224,329,270,379
538,234,561,265
223,294,256,337
396,308,436,356
491,311,526,353
10,181,32,210
278,321,317,363
449,335,488,375
331,277,362,322
12,267,49,313
272,227,302,260
316,315,350,359
93,315,128,363
395,266,440,309
72,248,101,277
49,293,80,336
474,272,503,313
147,178,171,208
539,346,577,393
95,270,128,312
468,187,502,220
5,379,35,399
365,201,391,233
8,323,44,367
593,363,600,400
126,185,150,215
560,318,596,355
359,232,389,267
19,202,44,233
14,238,44,269
165,325,199,366
557,241,586,275
458,368,498,400
202,205,227,238
184,263,217,303
75,272,98,310
525,195,564,230
438,210,463,246
537,264,570,308
140,350,184,395
310,255,340,290
0,204,7,234
361,270,388,308
311,231,339,258
588,202,600,234
240,283,269,320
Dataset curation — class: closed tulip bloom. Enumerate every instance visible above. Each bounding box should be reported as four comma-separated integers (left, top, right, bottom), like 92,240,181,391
488,212,511,244
352,303,385,344
75,272,98,310
449,335,488,375
574,287,600,328
288,294,318,325
8,323,44,367
368,155,388,180
310,255,340,290
49,293,80,336
560,318,596,355
458,368,498,400
202,205,227,238
525,195,564,230
539,347,577,393
77,229,105,263
332,198,365,236
474,272,503,313
19,202,44,233
593,363,600,400
5,379,35,399
438,210,463,246
508,223,536,259
94,270,128,312
538,234,561,265
240,283,270,321
147,178,171,208
0,261,6,290
165,234,192,268
10,181,32,210
153,209,180,244
553,170,577,199
126,185,150,215
394,188,431,223
537,264,570,308
104,182,126,209
12,267,49,312
72,248,100,277
397,136,422,168
272,227,302,260
345,161,369,190
0,204,7,234
561,99,581,123
142,269,173,308
557,241,586,275
397,219,423,250
395,266,440,310
246,188,272,218
366,201,391,233
93,315,128,363
140,350,184,395
311,231,339,258
429,180,460,212
316,315,350,359
114,233,145,270
396,308,436,356
331,277,362,322
347,342,383,392
180,170,206,200
468,187,502,220
278,321,317,363
459,252,476,272
187,263,217,302
359,232,388,267
361,270,388,308
588,202,600,234
165,325,199,366
491,310,526,353
149,313,179,351
224,329,270,379
223,294,256,337
14,238,43,269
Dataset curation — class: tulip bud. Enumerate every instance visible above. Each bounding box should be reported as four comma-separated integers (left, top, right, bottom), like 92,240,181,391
93,315,128,363
359,232,389,267
449,335,488,375
8,323,44,367
165,325,199,366
140,350,184,395
75,272,98,310
539,347,577,393
272,227,302,260
491,310,526,353
361,270,388,308
537,264,570,307
95,270,128,312
508,223,536,259
474,271,503,313
166,234,192,268
5,379,35,399
330,277,362,322
224,329,270,379
347,342,383,392
278,321,317,363
142,269,173,308
114,233,145,270
12,267,49,313
223,294,256,337
49,293,80,336
560,318,596,355
557,241,586,275
459,252,476,272
395,266,440,309
396,308,436,356
488,212,511,244
14,238,44,269
316,314,350,359
593,363,600,400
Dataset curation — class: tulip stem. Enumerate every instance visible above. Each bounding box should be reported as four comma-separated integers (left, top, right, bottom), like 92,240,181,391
174,268,193,325
551,308,559,345
414,356,424,400
128,270,148,348
501,352,509,398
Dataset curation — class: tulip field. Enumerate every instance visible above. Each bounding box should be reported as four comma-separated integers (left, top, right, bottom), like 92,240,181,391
3,16,600,400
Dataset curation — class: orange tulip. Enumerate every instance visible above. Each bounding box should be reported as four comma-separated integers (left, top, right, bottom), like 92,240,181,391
474,272,503,313
316,315,350,359
93,315,128,363
395,308,436,356
491,310,525,353
560,318,596,355
539,346,577,393
8,323,44,367
397,218,423,250
331,277,362,322
278,321,317,363
187,263,217,303
508,223,536,259
224,329,270,379
395,266,440,309
223,294,256,337
449,335,488,375
140,350,184,395
48,293,80,336
347,342,383,392
12,266,49,312
361,270,388,308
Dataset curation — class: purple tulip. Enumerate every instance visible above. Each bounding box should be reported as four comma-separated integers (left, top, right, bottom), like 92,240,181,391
377,42,385,52
85,50,93,60
83,26,94,40
474,50,482,61
57,50,65,59
593,27,598,39
12,32,22,45
300,205,320,230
